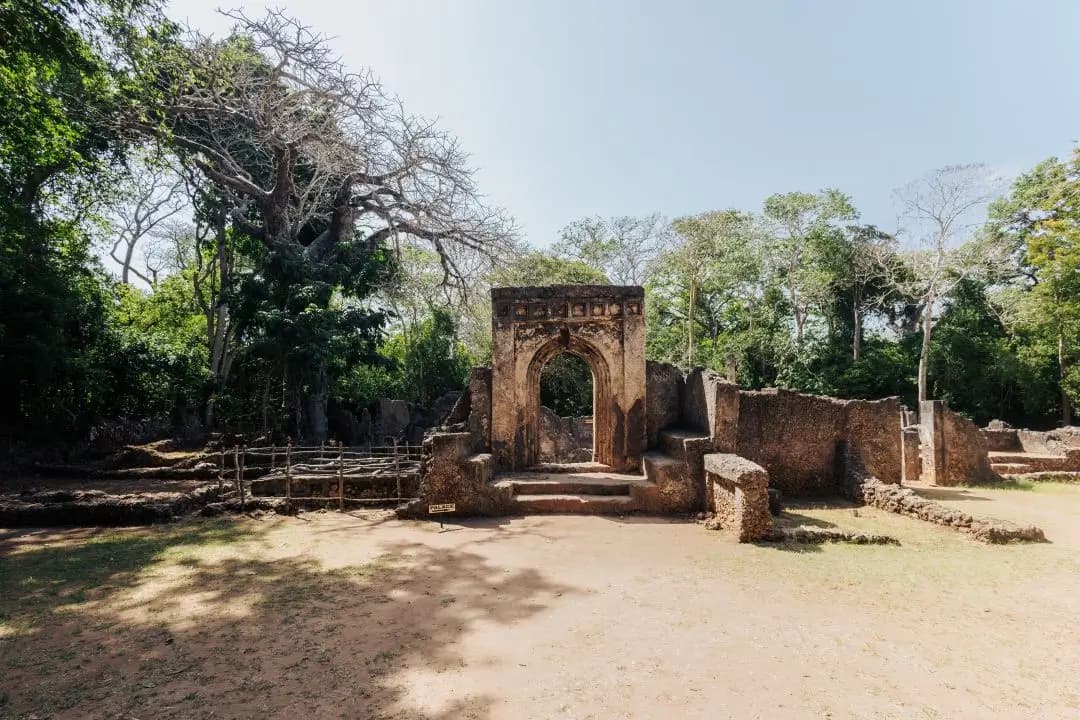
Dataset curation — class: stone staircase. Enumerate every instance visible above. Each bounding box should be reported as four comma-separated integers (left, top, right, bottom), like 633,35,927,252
989,450,1080,475
491,471,651,514
487,427,714,515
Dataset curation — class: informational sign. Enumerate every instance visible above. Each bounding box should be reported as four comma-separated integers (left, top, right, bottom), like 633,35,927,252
428,503,456,514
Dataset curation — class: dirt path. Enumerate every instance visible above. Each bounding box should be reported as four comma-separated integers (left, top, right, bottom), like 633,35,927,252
2,491,1079,719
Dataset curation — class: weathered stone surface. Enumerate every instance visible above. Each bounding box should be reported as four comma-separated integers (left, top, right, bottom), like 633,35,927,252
901,426,921,484
681,369,740,451
490,285,646,472
378,398,411,437
735,388,901,495
467,367,492,451
537,407,593,463
703,453,773,542
0,484,225,527
645,360,682,448
638,452,697,513
920,401,997,485
397,433,512,518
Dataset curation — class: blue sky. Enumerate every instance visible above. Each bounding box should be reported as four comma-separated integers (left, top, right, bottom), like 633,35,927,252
170,0,1080,247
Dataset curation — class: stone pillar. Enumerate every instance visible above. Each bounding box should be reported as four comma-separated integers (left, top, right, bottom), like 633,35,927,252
918,400,945,484
703,453,773,542
901,425,921,485
714,381,740,452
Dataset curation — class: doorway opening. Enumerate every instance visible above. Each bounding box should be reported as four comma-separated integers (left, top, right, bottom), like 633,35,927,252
537,353,594,463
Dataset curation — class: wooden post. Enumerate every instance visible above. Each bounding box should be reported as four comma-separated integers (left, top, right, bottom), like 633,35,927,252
233,445,240,495
394,437,402,500
218,447,224,492
320,440,325,462
270,442,276,470
238,444,247,511
285,438,293,503
337,441,344,511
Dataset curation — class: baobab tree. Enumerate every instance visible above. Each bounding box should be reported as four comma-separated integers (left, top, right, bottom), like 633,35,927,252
130,9,514,438
887,164,1009,403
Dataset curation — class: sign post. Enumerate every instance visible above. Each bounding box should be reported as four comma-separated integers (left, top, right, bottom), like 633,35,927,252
428,503,456,529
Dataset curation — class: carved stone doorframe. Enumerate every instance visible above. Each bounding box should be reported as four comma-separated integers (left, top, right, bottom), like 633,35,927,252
489,285,647,473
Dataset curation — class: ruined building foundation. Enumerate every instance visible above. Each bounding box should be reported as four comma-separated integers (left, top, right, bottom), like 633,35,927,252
398,284,1029,542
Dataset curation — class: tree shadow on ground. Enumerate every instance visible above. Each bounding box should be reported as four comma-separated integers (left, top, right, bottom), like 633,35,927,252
0,518,577,719
911,486,993,502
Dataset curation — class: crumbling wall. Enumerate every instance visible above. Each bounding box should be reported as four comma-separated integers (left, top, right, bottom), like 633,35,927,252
982,428,1021,452
856,478,1044,543
681,369,739,450
467,367,492,452
537,407,593,463
645,361,682,448
733,388,901,496
397,432,511,518
1017,427,1080,454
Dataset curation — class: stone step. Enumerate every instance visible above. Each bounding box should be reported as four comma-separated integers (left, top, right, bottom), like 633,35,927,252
988,452,1066,463
492,472,652,496
658,428,712,462
526,462,616,474
510,493,637,514
991,462,1034,475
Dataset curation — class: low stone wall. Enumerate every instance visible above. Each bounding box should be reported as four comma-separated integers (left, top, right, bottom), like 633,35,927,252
982,428,1021,452
855,477,1045,544
250,474,421,500
703,453,772,542
0,484,225,527
1017,427,1080,454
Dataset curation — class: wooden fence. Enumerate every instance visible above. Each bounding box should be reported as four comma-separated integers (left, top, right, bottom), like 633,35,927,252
217,440,423,510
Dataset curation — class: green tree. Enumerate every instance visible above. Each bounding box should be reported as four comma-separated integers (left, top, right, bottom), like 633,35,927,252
990,153,1080,425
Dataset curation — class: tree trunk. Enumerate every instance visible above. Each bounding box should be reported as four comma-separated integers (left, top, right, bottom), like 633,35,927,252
687,274,697,367
301,359,329,442
1059,330,1072,427
918,299,933,403
853,302,862,362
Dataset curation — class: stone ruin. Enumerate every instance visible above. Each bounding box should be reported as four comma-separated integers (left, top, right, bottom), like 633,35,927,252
399,284,915,541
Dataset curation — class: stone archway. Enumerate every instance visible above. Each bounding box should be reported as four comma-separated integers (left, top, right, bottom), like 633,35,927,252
489,285,646,473
525,335,612,467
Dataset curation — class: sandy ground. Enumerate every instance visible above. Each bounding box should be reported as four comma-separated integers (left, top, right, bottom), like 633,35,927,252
2,484,1080,720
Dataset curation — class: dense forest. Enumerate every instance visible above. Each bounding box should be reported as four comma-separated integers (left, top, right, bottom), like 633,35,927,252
3,0,1078,450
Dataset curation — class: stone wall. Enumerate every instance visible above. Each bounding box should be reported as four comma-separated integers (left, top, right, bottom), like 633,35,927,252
703,453,772,541
681,368,740,451
856,477,1045,543
645,361,683,448
537,407,593,463
397,432,512,517
919,401,996,486
734,389,901,495
982,428,1021,452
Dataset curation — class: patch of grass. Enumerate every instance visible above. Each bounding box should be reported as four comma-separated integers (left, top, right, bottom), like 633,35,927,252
976,479,1036,491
